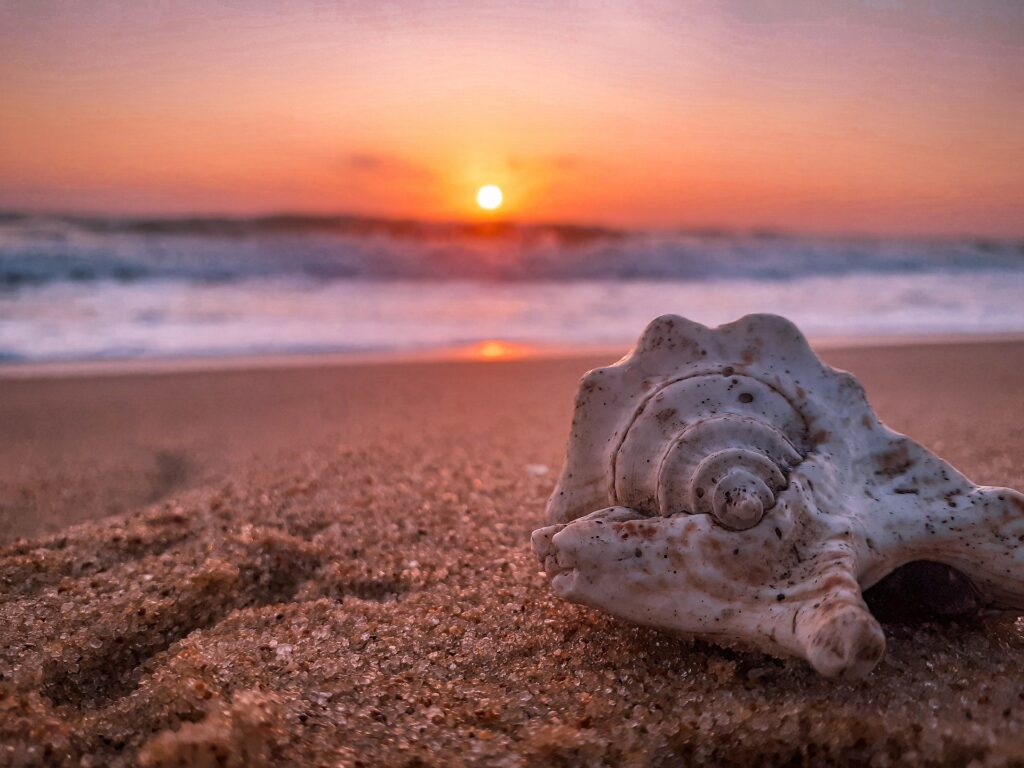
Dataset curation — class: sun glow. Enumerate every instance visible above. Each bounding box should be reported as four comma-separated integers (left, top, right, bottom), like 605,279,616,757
477,340,511,359
469,340,533,361
476,184,503,211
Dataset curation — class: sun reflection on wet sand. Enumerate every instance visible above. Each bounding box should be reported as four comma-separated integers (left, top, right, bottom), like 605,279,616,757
473,340,529,360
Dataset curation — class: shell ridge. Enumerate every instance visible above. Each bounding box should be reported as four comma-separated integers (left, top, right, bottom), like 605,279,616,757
612,371,810,518
606,367,711,507
653,415,802,519
612,372,811,509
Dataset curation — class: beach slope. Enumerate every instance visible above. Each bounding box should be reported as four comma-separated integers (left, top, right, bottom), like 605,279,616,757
1,342,1023,766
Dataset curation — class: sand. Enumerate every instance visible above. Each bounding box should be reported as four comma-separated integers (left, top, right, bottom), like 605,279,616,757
1,341,1023,766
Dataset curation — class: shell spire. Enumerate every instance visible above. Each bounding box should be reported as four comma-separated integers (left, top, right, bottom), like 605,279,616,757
533,313,1024,678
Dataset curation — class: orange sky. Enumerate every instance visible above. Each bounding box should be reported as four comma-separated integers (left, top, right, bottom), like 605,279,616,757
1,1,1022,236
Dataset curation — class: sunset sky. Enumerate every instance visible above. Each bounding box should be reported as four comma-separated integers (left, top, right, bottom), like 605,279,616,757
1,1,1022,236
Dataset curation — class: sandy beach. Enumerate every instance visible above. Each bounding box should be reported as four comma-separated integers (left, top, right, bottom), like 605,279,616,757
2,340,1023,766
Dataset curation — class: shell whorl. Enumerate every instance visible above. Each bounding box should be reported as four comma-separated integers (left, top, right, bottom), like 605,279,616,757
614,371,807,530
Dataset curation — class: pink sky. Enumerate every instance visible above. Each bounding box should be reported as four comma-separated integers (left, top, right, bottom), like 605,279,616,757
1,1,1022,236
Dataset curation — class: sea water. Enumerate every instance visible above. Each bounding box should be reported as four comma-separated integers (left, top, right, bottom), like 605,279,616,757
1,212,1022,362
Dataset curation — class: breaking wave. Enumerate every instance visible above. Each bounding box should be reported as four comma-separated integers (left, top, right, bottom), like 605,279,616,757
1,212,1022,362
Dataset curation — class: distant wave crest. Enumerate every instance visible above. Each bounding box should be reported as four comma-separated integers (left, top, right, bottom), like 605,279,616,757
1,212,1021,288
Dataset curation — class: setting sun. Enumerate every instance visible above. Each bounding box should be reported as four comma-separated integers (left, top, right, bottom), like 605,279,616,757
476,185,503,211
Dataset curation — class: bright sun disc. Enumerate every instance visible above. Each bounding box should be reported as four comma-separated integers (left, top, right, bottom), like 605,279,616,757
476,184,503,210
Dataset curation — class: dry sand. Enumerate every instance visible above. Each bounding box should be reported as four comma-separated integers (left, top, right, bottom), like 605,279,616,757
1,341,1023,766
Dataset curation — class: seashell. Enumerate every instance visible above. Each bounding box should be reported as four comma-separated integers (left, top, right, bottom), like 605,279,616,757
532,313,1024,679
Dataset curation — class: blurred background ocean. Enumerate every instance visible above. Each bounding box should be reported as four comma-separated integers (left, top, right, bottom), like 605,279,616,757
1,212,1022,363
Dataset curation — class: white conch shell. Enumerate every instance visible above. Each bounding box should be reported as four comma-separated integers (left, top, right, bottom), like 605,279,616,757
532,314,1024,679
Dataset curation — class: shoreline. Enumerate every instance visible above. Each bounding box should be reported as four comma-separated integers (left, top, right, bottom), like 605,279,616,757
3,330,1024,380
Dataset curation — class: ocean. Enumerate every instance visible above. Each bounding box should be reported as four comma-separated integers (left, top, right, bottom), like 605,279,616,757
1,212,1022,363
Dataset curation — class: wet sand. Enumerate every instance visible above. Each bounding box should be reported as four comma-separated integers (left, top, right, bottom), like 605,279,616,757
1,341,1023,766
